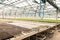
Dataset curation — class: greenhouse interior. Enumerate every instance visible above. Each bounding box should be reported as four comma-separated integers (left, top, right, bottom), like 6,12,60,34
0,0,60,40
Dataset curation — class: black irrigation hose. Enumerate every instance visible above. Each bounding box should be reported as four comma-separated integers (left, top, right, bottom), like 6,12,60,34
47,0,59,10
41,0,60,11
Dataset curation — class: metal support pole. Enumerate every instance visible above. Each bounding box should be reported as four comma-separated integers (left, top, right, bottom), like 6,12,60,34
55,0,58,24
39,0,45,19
56,10,58,22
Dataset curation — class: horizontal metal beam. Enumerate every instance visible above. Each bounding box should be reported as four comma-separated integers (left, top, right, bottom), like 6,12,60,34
0,2,22,9
10,0,27,5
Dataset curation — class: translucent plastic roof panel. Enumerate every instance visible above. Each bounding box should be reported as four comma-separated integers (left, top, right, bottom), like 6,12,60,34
0,0,39,8
12,0,25,5
3,0,19,4
15,2,29,7
27,0,34,5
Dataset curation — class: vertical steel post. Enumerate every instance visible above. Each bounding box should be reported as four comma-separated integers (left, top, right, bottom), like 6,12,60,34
39,0,44,19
